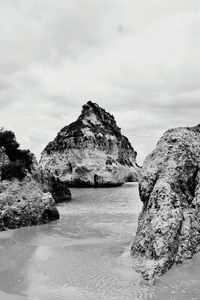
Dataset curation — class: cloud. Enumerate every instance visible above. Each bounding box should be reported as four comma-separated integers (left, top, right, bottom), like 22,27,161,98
0,0,200,164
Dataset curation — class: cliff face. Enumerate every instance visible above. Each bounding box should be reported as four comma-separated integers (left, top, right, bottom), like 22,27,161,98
0,129,60,231
40,101,139,187
131,124,200,280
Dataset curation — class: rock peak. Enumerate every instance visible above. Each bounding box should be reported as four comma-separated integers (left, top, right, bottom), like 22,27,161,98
80,101,102,118
79,101,120,135
82,101,105,113
41,102,139,187
83,100,99,110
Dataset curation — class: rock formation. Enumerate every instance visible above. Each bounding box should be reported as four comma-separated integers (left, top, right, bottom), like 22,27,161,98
0,129,60,231
40,101,139,187
131,124,200,280
0,177,59,231
39,169,71,203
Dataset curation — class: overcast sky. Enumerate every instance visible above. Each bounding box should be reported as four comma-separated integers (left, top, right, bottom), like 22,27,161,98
0,0,200,164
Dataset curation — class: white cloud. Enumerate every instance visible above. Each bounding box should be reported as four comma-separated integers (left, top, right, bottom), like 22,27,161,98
0,0,200,164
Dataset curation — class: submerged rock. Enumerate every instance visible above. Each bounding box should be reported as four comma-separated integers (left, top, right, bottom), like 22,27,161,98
40,101,139,187
0,129,59,231
131,124,200,280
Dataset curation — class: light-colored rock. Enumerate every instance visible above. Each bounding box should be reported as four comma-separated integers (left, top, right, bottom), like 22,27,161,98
0,177,59,231
40,101,139,187
131,124,200,280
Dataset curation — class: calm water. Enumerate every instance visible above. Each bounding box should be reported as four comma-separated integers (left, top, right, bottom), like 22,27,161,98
0,183,200,300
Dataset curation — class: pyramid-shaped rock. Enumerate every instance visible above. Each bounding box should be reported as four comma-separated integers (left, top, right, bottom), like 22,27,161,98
40,101,139,187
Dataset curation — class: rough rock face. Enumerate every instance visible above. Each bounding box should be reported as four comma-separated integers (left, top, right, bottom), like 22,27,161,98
0,129,71,203
0,177,59,231
0,129,60,231
131,124,200,280
39,169,71,203
40,101,139,187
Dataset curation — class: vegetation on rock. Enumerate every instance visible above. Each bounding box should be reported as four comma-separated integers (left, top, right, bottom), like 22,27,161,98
41,101,139,187
0,129,60,231
0,129,33,180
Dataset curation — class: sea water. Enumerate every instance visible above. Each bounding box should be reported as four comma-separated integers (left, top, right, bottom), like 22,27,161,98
0,183,200,300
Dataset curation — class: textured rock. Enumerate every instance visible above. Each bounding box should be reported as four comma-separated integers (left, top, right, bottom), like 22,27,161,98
39,169,71,203
40,101,139,187
0,129,71,204
0,129,60,231
131,124,200,280
0,177,59,231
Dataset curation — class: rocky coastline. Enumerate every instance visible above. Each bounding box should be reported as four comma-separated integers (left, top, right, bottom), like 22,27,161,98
2,112,199,282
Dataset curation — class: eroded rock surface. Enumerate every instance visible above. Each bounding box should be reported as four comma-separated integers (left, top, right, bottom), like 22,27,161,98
40,101,139,187
131,124,200,280
0,177,59,231
0,129,59,231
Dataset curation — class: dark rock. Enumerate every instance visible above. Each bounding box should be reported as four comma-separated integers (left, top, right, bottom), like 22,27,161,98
0,129,34,181
39,169,71,203
131,124,200,280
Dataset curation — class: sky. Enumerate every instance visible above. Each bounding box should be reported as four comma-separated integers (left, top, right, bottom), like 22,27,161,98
0,0,200,164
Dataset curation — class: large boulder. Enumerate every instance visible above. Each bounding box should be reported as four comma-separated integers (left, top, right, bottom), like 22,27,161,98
0,177,59,231
131,124,200,280
0,129,60,231
0,128,71,204
40,101,139,187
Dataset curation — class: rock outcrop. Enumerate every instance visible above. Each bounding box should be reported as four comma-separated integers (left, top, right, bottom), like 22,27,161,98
40,101,139,187
39,169,71,203
131,124,200,280
0,129,60,231
0,177,59,231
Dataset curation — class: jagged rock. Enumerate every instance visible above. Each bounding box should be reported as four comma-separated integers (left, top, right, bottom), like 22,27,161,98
40,101,139,187
0,129,60,231
131,124,200,280
0,177,59,231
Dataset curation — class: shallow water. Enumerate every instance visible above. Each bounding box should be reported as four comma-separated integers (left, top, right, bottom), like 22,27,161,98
0,183,200,300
